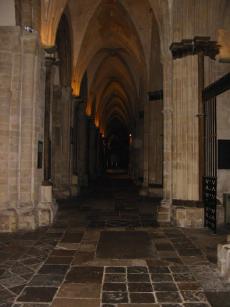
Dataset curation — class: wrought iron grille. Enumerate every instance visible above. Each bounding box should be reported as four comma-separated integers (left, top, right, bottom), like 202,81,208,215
203,93,217,233
202,73,230,232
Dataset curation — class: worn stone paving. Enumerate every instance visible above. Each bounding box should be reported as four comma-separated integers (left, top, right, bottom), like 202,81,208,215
0,175,230,307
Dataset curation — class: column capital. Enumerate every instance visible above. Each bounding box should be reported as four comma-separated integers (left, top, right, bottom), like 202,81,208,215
170,36,219,60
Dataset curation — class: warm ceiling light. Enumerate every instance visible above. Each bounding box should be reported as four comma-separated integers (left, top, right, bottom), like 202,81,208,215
217,29,230,62
71,80,81,96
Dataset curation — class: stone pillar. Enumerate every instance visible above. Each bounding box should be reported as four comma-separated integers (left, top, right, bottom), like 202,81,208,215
76,100,89,187
142,103,150,196
148,100,163,197
172,55,200,202
96,133,105,176
142,92,164,198
135,113,144,186
52,85,72,198
89,121,97,181
0,28,56,231
43,56,54,185
167,37,219,226
0,28,46,231
38,50,57,227
161,57,173,213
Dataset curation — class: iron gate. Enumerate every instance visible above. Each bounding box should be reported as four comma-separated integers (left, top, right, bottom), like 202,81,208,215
203,73,230,233
203,96,217,232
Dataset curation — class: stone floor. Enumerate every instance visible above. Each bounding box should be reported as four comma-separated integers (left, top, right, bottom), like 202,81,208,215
0,174,230,307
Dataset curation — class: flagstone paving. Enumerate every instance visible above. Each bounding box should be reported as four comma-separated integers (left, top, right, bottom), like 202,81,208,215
0,175,229,307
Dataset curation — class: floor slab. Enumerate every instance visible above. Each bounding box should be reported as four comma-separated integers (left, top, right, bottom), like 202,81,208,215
96,231,155,259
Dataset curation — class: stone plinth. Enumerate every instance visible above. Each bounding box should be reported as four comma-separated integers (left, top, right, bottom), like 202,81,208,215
172,206,204,228
37,185,57,227
0,209,17,232
218,243,230,282
157,203,171,223
17,204,36,231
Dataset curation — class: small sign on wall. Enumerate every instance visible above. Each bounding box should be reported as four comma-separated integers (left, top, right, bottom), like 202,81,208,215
37,141,43,169
218,140,230,169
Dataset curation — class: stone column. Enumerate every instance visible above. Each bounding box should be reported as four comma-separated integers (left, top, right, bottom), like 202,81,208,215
38,50,57,227
96,133,105,176
52,86,72,198
167,37,219,227
89,121,97,181
172,55,200,203
158,56,173,222
0,28,56,231
76,100,89,187
162,58,173,198
135,113,144,186
148,100,163,197
141,103,150,196
142,91,164,198
43,56,54,185
0,29,46,231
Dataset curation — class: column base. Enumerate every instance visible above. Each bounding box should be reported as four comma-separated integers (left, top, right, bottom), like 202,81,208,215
37,185,57,227
17,203,36,231
157,199,171,223
171,200,203,228
0,208,17,232
218,242,230,282
0,204,37,232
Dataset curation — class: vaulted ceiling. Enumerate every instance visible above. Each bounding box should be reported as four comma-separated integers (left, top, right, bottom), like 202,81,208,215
43,0,164,136
40,0,230,136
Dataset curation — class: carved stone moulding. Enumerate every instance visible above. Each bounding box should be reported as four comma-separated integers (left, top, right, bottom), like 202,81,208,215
170,36,219,60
